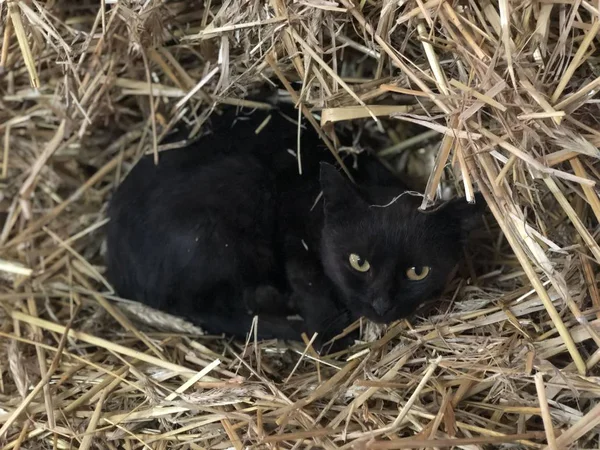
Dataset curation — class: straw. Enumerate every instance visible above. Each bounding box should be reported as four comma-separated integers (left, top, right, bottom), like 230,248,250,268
0,1,599,448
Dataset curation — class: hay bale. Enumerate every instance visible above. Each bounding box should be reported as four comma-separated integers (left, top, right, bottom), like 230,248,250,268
0,0,599,448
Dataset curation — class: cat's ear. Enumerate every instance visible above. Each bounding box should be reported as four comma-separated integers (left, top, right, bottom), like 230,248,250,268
421,192,486,238
442,192,487,237
320,162,367,218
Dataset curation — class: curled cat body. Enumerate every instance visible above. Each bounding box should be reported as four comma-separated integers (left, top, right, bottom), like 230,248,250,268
106,100,485,349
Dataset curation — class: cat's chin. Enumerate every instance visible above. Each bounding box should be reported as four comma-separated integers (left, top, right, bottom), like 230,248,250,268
352,305,405,325
363,312,402,324
350,301,426,324
363,315,392,325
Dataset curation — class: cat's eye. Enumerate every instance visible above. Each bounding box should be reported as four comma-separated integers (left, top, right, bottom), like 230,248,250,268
406,266,431,281
349,253,370,272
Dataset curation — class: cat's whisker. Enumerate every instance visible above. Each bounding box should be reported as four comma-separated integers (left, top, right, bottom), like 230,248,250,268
369,190,424,208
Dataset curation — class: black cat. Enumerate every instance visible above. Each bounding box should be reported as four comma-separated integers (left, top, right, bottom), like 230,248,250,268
105,101,485,348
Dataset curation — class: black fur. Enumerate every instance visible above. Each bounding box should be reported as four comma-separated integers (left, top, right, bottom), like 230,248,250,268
105,103,485,349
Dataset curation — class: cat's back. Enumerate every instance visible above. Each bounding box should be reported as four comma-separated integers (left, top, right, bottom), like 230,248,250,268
109,148,271,225
106,120,280,307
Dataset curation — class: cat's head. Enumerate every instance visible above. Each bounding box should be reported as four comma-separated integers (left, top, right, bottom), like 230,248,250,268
319,162,485,324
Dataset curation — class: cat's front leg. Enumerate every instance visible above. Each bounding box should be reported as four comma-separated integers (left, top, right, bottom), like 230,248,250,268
286,259,355,349
290,291,355,352
243,284,294,315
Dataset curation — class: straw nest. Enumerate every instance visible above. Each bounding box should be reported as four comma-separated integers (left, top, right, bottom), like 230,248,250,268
0,0,599,449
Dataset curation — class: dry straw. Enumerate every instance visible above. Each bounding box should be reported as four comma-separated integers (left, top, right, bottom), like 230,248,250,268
0,0,599,449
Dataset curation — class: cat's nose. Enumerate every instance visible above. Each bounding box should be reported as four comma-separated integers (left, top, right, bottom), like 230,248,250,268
372,297,392,315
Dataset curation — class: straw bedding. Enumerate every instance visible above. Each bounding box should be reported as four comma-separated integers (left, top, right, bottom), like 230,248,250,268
0,0,599,448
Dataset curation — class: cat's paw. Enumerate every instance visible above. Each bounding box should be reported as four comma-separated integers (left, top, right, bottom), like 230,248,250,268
315,329,358,355
300,301,355,348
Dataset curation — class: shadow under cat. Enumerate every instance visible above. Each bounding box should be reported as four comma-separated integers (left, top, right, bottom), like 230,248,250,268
105,95,486,353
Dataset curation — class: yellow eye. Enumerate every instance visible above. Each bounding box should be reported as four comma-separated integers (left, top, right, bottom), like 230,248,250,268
406,266,431,281
349,253,370,272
